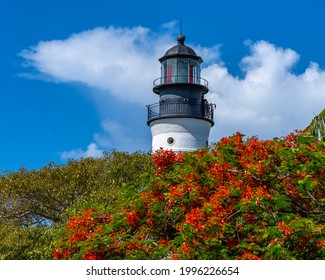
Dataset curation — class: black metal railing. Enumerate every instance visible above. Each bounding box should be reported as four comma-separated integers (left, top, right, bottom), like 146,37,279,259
153,75,209,88
147,100,214,123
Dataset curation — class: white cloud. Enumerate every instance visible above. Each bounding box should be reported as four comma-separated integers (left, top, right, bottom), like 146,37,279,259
21,25,325,152
20,26,176,105
161,20,178,31
60,119,149,160
204,40,325,140
95,119,148,151
60,143,103,160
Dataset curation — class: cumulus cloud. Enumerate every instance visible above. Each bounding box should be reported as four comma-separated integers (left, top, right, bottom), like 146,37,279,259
203,40,325,140
20,26,176,105
94,119,148,151
60,142,103,160
20,25,325,157
60,119,149,160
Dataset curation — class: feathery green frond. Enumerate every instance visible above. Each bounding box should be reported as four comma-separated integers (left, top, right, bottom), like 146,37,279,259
306,108,325,141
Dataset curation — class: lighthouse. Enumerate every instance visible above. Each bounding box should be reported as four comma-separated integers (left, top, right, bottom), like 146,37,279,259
147,34,215,151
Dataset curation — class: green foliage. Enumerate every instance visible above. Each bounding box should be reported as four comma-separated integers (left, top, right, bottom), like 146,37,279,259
0,223,54,259
54,132,325,260
0,151,152,259
306,107,325,141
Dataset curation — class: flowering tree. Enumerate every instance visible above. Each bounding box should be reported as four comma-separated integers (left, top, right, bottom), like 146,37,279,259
54,132,325,260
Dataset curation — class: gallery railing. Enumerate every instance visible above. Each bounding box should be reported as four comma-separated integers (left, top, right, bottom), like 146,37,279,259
153,75,209,87
147,100,214,123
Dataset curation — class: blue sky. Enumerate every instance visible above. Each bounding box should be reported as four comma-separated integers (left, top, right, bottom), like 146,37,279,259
1,0,325,171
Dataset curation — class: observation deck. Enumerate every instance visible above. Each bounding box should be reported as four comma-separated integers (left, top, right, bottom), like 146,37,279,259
147,99,215,125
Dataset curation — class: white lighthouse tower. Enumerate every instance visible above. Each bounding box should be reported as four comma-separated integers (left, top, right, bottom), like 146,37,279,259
147,34,214,151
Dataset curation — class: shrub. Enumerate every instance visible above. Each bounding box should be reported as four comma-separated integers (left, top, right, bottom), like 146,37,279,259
54,132,325,260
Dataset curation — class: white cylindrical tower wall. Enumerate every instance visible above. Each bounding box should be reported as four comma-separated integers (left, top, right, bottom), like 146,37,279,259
150,118,212,151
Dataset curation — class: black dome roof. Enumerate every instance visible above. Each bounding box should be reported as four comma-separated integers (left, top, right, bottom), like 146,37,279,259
159,34,203,62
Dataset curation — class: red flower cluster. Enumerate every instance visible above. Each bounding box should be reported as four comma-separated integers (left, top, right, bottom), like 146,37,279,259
54,209,114,260
152,148,184,173
152,148,176,173
278,221,291,236
126,210,141,228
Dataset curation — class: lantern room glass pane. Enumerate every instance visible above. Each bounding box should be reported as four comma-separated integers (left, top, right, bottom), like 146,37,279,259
190,59,200,84
161,61,167,84
167,58,177,83
177,58,189,83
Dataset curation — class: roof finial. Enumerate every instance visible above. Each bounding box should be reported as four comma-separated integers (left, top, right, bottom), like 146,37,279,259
177,20,185,45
